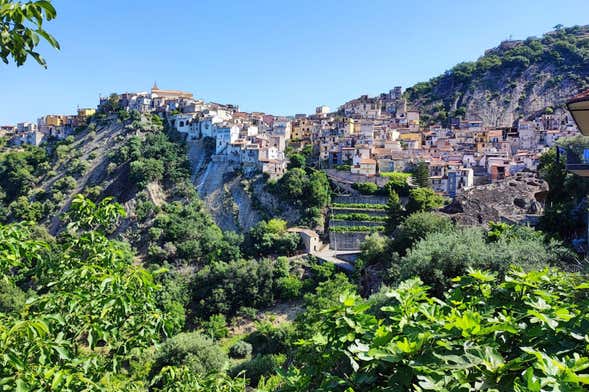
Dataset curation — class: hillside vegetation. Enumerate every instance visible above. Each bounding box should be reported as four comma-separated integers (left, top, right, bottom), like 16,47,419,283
406,25,589,126
1,13,589,390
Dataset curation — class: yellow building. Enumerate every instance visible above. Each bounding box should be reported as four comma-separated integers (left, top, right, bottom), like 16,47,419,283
44,115,66,127
398,132,422,143
78,108,96,117
75,108,96,126
291,118,313,140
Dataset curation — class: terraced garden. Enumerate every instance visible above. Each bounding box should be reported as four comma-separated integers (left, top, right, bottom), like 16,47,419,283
328,196,387,249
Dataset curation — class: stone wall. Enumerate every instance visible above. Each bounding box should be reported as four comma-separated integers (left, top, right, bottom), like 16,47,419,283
329,232,371,251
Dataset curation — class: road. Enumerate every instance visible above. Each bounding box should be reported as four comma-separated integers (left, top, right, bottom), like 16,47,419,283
312,247,358,272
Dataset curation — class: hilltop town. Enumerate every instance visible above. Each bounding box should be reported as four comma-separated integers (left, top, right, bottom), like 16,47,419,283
2,82,580,196
2,2,589,389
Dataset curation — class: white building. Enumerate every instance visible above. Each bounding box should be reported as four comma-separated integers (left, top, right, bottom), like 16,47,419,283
215,124,240,154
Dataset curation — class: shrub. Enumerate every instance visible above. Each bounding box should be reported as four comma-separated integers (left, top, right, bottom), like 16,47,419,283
394,226,557,294
353,182,379,195
245,322,293,355
136,200,157,222
229,341,253,359
202,314,228,340
152,331,228,376
53,175,77,192
277,275,303,300
406,187,445,214
67,158,90,177
236,306,258,320
230,354,286,386
83,185,102,201
392,212,453,254
107,162,118,175
0,278,26,314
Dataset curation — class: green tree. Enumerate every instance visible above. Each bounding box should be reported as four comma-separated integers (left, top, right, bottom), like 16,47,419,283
0,0,59,67
392,211,453,254
0,196,173,388
383,172,411,196
275,168,330,211
152,331,228,376
276,168,307,203
384,188,404,234
538,146,589,240
307,169,331,209
0,276,25,313
130,158,165,188
359,232,390,266
246,219,300,257
412,161,430,188
287,153,306,169
405,187,445,214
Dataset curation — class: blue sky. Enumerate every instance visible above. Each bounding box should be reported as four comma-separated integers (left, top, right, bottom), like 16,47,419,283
1,0,588,124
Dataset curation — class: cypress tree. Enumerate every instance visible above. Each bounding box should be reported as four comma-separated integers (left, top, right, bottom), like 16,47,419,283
413,161,430,188
385,188,404,235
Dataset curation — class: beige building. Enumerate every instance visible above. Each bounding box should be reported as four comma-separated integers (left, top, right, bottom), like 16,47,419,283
351,158,377,176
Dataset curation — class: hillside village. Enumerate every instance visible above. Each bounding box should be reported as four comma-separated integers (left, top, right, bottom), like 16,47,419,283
3,3,589,389
2,82,581,196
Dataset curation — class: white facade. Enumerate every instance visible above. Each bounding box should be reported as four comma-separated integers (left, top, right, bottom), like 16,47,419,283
215,125,240,154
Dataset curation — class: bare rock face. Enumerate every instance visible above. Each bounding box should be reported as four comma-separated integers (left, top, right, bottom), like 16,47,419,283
440,172,549,226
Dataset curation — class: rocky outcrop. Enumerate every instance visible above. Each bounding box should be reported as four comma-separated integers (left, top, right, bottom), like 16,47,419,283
440,172,548,226
405,25,589,127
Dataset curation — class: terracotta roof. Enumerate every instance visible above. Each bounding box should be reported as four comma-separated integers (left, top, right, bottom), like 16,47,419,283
360,158,377,164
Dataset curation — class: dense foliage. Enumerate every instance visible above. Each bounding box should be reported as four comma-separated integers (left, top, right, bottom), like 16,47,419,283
244,218,301,257
270,167,331,225
405,187,445,214
538,145,589,241
0,0,59,67
0,196,175,389
285,268,589,391
395,226,563,295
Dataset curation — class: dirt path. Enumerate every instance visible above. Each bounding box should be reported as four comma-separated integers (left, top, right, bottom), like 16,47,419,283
229,302,304,335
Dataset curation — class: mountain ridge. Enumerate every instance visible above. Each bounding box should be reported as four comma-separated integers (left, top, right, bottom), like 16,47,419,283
397,25,589,127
